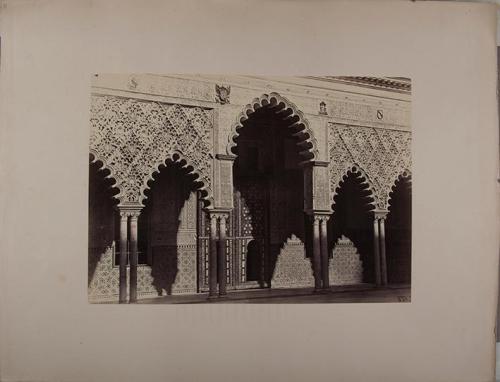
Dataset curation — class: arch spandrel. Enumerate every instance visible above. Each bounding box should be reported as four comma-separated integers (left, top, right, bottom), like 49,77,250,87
90,95,214,207
328,123,412,210
226,92,319,162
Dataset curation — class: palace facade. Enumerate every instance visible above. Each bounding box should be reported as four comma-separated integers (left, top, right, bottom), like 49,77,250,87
88,75,412,303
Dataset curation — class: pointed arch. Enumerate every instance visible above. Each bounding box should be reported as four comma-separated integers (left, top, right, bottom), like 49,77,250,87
141,150,213,208
328,167,376,283
227,92,318,161
331,164,377,210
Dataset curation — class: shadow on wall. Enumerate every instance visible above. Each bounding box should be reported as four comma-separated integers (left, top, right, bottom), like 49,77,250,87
386,175,412,284
246,239,261,282
88,158,119,285
143,160,199,296
328,170,375,283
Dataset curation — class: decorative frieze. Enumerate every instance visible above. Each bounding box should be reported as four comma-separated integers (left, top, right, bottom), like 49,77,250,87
329,100,410,130
93,74,215,103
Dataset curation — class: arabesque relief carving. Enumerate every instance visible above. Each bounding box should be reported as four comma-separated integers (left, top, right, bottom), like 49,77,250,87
329,123,411,210
90,95,214,205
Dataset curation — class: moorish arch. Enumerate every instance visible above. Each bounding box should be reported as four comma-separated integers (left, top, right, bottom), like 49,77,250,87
227,92,319,161
328,168,376,284
226,92,319,289
142,151,212,208
89,95,216,302
139,156,208,295
330,164,378,210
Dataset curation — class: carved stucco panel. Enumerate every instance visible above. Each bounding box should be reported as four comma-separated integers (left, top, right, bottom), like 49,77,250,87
313,165,331,211
218,159,234,208
328,124,411,209
271,235,314,288
90,95,214,205
329,235,363,285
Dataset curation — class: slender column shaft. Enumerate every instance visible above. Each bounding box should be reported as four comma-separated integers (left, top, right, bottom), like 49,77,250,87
119,213,128,304
312,217,322,291
129,214,139,303
373,217,381,286
379,217,388,286
208,215,218,297
320,218,330,290
218,216,227,296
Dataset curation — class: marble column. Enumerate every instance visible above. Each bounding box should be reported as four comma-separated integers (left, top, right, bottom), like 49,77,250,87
218,214,228,296
129,212,140,303
373,216,382,286
320,216,330,290
208,213,218,298
312,216,322,291
118,211,128,304
379,215,388,286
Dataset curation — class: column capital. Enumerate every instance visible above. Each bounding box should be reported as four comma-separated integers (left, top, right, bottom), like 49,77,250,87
305,209,332,222
373,209,389,220
117,204,143,218
373,210,389,220
206,208,231,221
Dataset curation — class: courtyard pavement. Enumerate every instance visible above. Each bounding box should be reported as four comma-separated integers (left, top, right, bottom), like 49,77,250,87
135,284,411,304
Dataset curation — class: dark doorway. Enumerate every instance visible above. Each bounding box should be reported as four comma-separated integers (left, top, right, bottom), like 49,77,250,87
231,105,306,287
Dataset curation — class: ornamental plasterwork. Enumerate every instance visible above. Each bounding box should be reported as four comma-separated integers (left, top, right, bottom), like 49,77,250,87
90,95,214,205
329,235,363,286
329,124,411,210
271,235,314,288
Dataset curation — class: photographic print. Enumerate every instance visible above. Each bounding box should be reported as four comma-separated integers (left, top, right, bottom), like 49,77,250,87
88,75,412,304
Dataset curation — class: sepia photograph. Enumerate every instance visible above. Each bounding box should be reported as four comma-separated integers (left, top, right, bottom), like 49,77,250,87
88,75,412,304
2,1,499,381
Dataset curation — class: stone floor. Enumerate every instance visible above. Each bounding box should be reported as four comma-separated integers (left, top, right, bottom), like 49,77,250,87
135,284,411,304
